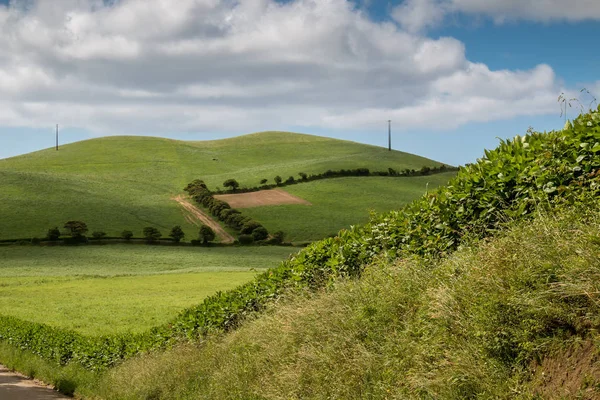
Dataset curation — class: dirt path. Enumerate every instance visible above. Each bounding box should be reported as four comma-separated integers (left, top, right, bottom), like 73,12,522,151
172,195,235,244
0,365,67,399
215,189,312,208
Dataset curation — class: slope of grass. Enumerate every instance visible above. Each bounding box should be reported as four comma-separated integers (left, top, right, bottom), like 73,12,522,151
0,245,296,335
0,132,445,240
242,173,456,242
86,202,600,400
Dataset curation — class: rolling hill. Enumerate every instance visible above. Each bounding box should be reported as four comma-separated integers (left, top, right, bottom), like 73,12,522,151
0,132,452,241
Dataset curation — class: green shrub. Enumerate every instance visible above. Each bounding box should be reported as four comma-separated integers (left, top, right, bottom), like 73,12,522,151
252,227,269,241
121,230,134,241
169,226,185,243
198,225,216,244
91,231,107,240
46,227,61,241
143,227,162,243
238,234,255,245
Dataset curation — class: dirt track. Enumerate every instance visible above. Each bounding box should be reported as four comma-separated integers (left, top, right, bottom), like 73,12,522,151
215,189,312,208
0,365,67,399
172,195,235,244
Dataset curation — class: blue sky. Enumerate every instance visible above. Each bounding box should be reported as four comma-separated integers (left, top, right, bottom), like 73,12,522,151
0,0,598,166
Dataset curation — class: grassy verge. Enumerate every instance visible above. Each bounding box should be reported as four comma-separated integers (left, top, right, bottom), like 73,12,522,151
88,202,600,400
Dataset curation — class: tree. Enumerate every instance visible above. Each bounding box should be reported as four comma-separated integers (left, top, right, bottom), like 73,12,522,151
285,176,295,184
299,172,308,181
274,175,282,185
260,178,268,185
238,234,254,245
46,227,61,241
143,227,162,243
252,226,269,241
121,230,134,241
169,225,185,243
64,221,88,239
241,221,262,234
92,231,107,240
198,224,216,244
223,179,240,191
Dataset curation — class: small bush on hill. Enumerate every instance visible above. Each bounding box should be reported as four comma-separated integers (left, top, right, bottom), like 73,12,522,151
121,230,134,241
238,234,254,245
143,227,162,243
252,227,269,241
169,226,185,243
274,176,282,185
198,225,216,245
46,227,61,241
91,231,106,240
64,221,88,239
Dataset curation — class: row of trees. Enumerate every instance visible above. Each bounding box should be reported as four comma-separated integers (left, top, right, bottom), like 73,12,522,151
184,179,275,243
214,165,457,195
44,221,217,245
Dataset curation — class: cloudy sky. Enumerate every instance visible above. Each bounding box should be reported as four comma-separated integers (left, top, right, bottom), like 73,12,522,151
0,0,598,165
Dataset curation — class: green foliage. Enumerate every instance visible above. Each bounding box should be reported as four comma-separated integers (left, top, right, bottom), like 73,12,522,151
198,225,216,244
223,179,240,191
64,221,88,238
238,234,255,245
143,227,162,243
252,227,269,241
260,178,268,185
240,221,263,235
121,230,134,241
169,226,185,243
274,175,282,185
46,227,61,241
91,231,106,240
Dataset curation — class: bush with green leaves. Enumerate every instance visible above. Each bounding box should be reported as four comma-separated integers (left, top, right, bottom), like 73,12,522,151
169,226,185,243
252,227,269,241
143,227,162,243
91,231,106,240
121,230,134,241
46,227,61,241
63,221,88,239
198,225,216,244
238,234,255,245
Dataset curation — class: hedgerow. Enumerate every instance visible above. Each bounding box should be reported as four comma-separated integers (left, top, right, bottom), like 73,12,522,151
1,107,599,371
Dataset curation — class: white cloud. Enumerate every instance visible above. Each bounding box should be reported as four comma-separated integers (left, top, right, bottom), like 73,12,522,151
392,0,447,33
0,0,576,135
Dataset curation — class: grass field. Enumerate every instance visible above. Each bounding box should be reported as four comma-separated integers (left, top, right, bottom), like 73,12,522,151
0,245,297,335
241,173,456,242
0,132,447,240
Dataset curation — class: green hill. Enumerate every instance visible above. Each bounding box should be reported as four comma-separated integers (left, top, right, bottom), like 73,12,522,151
0,132,448,240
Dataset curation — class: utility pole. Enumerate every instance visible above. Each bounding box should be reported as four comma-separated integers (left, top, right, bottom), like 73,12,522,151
56,124,59,151
388,120,391,151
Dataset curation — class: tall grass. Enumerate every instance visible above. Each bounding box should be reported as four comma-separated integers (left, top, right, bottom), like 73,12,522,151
88,200,600,399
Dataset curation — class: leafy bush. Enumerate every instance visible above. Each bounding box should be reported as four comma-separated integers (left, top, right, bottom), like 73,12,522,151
198,225,216,244
91,231,107,240
252,227,269,241
241,221,263,235
121,230,134,241
238,234,254,245
143,227,162,243
274,176,282,185
169,226,185,243
223,179,240,191
64,221,88,239
46,227,61,241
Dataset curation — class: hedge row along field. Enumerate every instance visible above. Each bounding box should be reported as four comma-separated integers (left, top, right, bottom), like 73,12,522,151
213,164,458,195
1,107,599,371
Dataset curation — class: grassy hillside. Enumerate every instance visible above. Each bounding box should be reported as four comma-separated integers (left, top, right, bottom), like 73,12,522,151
86,202,600,400
0,246,296,335
0,132,446,240
242,173,455,242
4,200,598,399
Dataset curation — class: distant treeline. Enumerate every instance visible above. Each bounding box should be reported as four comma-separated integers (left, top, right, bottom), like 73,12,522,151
213,164,457,195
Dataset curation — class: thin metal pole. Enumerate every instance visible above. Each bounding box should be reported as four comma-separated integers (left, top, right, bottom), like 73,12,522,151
56,124,59,151
388,120,391,151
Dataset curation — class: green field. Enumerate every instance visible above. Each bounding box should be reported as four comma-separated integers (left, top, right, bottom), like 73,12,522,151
0,245,297,335
242,173,456,242
0,132,447,241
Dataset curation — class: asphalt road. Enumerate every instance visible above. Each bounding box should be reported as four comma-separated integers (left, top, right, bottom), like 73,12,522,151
0,365,68,400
